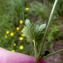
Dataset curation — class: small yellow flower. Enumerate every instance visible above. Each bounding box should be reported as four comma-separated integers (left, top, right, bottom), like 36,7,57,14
6,31,9,34
16,27,20,30
13,43,16,46
10,32,14,37
4,35,8,38
19,20,23,24
25,7,29,11
19,45,24,50
12,50,15,52
21,33,25,37
19,37,23,41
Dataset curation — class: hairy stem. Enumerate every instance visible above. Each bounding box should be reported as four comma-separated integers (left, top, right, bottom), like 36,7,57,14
33,40,37,59
36,0,58,63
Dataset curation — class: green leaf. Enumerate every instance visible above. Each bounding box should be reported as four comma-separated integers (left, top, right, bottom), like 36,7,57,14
25,19,30,25
38,24,46,31
22,19,46,42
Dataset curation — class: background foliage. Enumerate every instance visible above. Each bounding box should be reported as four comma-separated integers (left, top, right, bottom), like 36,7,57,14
0,0,63,59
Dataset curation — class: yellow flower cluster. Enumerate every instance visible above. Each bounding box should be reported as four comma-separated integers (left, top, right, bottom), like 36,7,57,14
12,45,24,52
5,31,14,38
5,19,25,51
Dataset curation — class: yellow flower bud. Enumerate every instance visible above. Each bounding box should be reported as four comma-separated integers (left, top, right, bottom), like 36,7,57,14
13,43,16,46
10,32,14,37
21,34,25,37
12,50,15,52
16,27,20,30
6,31,9,34
4,35,8,38
19,45,24,50
19,20,23,24
25,7,29,11
19,37,23,41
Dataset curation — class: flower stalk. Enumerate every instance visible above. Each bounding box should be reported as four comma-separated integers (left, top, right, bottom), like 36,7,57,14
36,0,58,63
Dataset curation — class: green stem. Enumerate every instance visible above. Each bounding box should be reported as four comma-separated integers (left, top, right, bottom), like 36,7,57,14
43,49,63,58
33,40,37,59
36,0,58,63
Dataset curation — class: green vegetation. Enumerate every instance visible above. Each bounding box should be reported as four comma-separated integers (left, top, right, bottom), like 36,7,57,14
0,0,63,63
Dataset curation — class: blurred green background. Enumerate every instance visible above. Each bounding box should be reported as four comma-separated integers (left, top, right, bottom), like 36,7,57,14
0,0,63,59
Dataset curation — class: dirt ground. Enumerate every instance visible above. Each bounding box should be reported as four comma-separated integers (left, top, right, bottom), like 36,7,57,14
47,40,63,63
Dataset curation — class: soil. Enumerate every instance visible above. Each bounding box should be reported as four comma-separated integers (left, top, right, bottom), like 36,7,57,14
47,39,63,63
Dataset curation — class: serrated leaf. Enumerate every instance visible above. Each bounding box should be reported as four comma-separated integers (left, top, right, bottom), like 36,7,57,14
22,19,46,42
38,24,46,31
